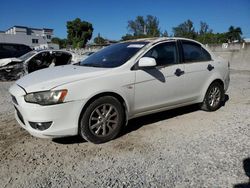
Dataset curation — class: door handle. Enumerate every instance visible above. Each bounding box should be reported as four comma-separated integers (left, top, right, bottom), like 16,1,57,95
175,68,185,76
207,64,214,71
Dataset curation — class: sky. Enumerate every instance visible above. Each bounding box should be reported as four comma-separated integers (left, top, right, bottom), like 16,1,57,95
1,0,250,41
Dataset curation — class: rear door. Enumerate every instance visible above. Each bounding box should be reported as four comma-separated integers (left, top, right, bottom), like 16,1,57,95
180,40,214,100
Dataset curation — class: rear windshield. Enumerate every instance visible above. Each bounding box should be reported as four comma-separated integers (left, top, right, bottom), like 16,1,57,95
79,42,148,68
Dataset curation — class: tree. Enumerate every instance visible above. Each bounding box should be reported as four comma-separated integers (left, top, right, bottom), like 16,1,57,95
94,33,106,45
227,26,242,42
121,34,148,41
196,22,213,43
123,15,160,40
199,21,212,35
172,19,197,39
128,16,146,36
51,37,67,48
66,18,94,48
146,15,160,37
161,30,168,37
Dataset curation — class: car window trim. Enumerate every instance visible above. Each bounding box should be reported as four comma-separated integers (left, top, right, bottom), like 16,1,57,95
131,40,180,70
179,40,213,63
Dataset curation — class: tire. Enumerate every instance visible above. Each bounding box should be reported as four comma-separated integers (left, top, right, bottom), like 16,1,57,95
79,96,125,144
201,82,224,111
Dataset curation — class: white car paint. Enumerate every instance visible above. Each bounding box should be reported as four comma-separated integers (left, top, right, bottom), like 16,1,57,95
0,57,22,67
9,37,230,139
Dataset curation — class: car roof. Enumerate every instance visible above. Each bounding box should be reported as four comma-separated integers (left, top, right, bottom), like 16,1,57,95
122,37,205,46
35,49,73,54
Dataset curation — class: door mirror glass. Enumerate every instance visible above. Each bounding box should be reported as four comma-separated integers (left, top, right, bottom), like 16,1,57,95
138,57,156,67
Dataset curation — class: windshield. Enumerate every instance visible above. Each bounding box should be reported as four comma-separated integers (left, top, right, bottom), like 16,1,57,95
79,42,148,68
19,51,37,61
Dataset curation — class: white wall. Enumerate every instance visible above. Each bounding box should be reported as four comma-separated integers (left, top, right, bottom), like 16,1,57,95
0,33,48,48
208,43,250,71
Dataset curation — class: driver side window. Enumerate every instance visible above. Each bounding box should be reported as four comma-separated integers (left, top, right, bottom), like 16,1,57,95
143,42,178,66
28,52,52,73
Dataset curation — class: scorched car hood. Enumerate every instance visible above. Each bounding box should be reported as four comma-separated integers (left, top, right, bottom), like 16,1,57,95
0,58,22,67
16,64,110,93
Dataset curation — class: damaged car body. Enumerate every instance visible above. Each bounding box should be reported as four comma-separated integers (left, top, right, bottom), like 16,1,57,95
0,50,80,81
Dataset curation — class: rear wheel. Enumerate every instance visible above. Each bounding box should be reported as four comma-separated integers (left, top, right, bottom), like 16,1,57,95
201,82,224,111
79,96,124,144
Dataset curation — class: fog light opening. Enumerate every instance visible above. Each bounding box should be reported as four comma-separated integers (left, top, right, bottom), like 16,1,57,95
29,121,52,131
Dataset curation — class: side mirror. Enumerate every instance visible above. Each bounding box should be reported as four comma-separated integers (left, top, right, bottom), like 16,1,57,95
138,57,156,68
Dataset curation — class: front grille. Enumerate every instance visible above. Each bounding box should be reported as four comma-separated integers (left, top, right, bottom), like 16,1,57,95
11,95,18,105
14,106,25,125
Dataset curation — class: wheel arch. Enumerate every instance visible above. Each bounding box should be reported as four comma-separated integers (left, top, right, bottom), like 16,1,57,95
211,79,224,88
78,92,129,132
200,78,225,102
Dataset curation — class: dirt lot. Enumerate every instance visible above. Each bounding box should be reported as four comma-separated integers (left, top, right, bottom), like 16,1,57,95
0,70,249,188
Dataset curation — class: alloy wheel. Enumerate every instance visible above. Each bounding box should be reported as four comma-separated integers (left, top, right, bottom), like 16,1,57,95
208,86,221,108
89,104,119,137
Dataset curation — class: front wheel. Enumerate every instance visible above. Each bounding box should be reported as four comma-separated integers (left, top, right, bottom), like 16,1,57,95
79,96,124,144
201,82,224,111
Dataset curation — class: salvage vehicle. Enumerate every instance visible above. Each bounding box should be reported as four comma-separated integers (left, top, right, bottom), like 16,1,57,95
0,43,32,59
9,38,230,144
0,50,81,81
80,51,95,61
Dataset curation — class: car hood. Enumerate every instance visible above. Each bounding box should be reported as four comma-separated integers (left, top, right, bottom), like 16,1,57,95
16,65,110,93
0,58,22,67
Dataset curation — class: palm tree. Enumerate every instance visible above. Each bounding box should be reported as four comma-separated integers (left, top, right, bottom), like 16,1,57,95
227,26,242,42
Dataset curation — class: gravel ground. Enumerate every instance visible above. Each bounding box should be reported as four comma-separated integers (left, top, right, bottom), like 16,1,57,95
0,70,249,188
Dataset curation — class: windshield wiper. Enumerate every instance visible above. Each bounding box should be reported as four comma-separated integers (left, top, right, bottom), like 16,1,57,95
81,64,103,68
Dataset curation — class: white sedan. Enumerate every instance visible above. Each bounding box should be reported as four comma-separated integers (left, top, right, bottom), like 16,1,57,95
9,38,230,144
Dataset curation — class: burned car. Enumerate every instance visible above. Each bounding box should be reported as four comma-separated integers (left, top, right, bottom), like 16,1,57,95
0,50,81,81
80,51,95,61
0,43,32,59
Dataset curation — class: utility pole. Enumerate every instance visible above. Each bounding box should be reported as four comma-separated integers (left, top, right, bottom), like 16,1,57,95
143,25,147,35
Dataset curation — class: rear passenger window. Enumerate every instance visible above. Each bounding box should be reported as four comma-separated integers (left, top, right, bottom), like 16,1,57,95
182,41,211,62
144,42,178,66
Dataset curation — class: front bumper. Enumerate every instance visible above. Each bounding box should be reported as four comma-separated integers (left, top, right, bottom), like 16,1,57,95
0,67,24,81
9,84,85,138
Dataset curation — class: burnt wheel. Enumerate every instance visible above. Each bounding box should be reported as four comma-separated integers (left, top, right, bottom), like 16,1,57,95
79,96,124,144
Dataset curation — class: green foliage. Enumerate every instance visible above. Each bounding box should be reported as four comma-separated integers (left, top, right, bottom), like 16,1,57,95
199,21,213,35
121,34,151,41
146,15,160,37
122,15,160,40
66,18,94,48
94,33,106,45
172,20,243,44
161,30,168,37
196,33,227,44
51,37,67,48
172,19,197,39
227,26,242,42
128,16,145,36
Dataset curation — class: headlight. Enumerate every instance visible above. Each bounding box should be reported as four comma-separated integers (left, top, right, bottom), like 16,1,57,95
24,90,68,105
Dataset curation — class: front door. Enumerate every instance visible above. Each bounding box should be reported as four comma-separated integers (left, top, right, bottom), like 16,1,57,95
133,41,186,115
